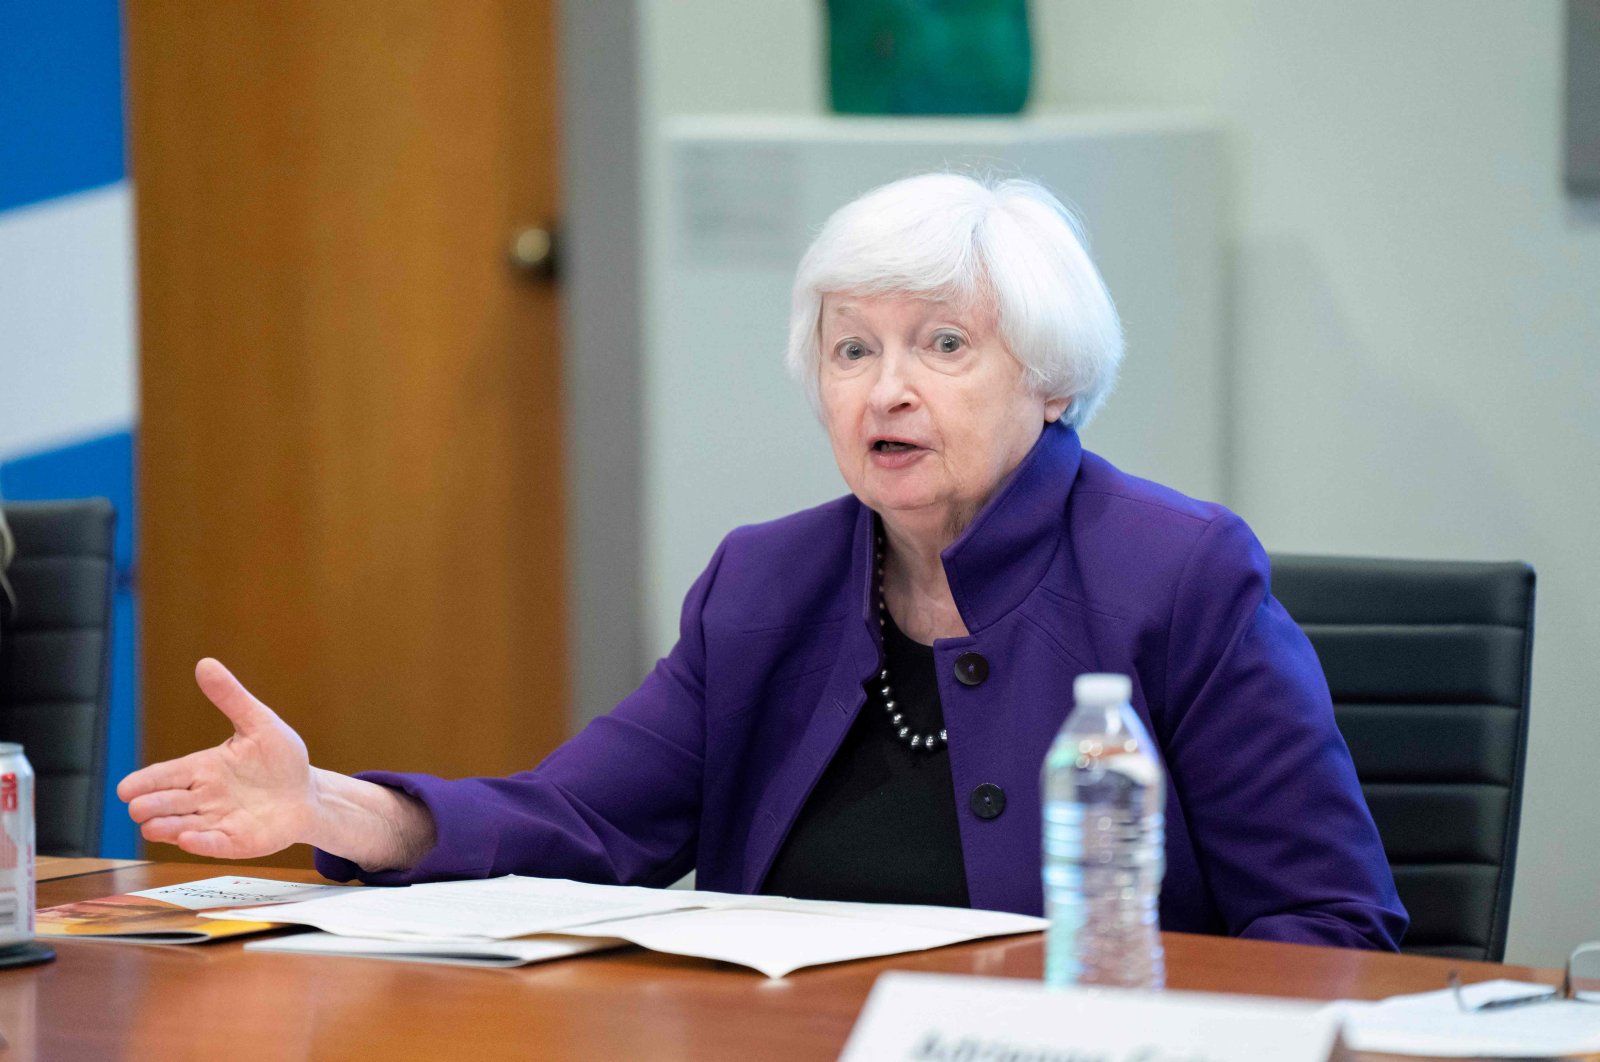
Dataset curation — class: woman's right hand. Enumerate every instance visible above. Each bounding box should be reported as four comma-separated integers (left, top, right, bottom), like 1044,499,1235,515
117,658,318,859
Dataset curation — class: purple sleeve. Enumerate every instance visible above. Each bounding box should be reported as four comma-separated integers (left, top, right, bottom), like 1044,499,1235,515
314,540,726,887
1162,513,1408,951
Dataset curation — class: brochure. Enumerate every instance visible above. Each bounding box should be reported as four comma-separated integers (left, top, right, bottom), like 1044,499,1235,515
36,875,349,945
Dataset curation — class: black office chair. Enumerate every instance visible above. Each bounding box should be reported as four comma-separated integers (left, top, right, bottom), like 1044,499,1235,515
0,499,116,857
1270,554,1535,962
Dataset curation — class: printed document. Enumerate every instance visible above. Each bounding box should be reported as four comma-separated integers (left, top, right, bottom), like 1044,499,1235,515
205,875,711,941
1327,980,1600,1057
206,875,1046,977
129,876,347,910
559,901,1045,978
248,931,627,969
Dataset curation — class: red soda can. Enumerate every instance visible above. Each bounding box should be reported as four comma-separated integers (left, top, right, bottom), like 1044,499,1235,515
0,743,35,946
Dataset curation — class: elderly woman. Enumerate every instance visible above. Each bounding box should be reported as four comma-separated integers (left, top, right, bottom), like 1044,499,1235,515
120,173,1406,950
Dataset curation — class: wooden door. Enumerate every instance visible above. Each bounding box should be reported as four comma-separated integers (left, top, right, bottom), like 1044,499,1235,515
127,3,564,864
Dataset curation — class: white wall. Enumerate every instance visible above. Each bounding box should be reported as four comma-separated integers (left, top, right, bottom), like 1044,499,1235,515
634,1,1600,963
1041,0,1600,969
645,0,821,116
560,2,649,728
0,184,138,459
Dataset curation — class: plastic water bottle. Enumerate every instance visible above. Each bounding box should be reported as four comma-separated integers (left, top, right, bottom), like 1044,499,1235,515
1042,673,1166,988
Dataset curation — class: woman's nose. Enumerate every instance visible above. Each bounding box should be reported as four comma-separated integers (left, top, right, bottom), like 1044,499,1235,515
868,349,917,411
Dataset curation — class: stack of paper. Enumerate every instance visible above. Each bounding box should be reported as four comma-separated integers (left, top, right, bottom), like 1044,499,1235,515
203,876,1047,977
253,932,624,969
1326,980,1600,1058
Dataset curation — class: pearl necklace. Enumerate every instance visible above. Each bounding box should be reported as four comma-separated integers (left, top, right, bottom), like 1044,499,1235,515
875,532,948,754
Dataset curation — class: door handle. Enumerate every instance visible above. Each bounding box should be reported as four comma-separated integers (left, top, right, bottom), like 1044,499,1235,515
508,225,560,282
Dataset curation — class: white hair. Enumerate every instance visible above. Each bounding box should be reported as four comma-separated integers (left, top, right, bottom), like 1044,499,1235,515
785,172,1124,429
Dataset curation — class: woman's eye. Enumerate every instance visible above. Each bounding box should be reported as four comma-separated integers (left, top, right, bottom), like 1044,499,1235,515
933,332,964,354
837,341,868,361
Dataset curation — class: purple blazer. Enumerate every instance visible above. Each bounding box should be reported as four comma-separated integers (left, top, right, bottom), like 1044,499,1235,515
318,422,1407,950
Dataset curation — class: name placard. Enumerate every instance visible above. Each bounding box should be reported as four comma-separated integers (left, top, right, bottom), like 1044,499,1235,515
840,973,1346,1062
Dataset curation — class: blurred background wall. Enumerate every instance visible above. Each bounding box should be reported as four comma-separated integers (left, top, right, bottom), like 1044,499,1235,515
0,0,140,858
1045,3,1600,970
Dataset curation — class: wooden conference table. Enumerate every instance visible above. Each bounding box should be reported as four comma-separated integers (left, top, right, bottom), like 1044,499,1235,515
1,861,1569,1061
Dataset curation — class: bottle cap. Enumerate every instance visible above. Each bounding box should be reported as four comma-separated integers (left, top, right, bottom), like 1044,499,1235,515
1073,672,1133,705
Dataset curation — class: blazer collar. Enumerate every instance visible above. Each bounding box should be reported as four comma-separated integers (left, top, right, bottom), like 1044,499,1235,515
850,420,1084,638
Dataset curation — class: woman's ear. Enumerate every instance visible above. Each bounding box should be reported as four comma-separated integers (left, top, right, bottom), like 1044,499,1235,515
1043,396,1070,423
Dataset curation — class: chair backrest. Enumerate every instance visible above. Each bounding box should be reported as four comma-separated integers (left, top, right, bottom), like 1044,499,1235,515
0,499,116,857
1269,554,1535,962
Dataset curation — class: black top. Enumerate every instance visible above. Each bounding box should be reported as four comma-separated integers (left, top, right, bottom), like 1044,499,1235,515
760,610,970,907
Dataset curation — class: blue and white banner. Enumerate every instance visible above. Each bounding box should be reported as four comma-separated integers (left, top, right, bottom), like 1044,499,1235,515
0,0,139,856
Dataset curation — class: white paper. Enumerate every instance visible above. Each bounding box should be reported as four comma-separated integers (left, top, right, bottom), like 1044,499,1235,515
128,876,348,911
246,930,627,969
737,895,1048,933
560,903,1047,979
1328,979,1600,1058
204,875,1044,976
202,875,704,941
842,973,1341,1062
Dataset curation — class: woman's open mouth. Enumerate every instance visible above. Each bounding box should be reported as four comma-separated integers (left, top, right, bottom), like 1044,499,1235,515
869,438,928,468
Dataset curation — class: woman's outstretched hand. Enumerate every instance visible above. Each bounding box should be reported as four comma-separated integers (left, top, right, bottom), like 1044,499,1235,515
118,658,437,871
117,658,318,859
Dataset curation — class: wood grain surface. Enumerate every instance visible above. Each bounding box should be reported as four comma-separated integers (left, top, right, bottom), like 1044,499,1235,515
126,2,567,870
34,857,150,882
0,862,1565,1061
